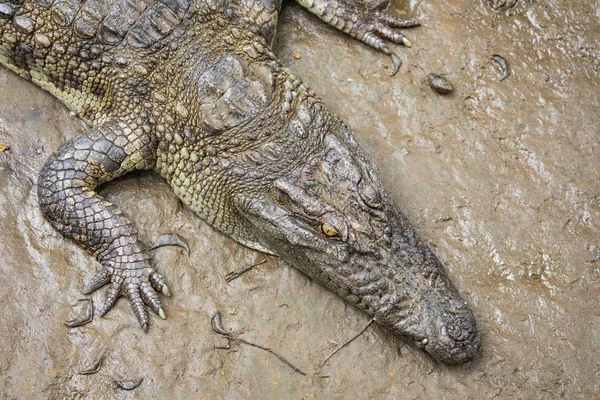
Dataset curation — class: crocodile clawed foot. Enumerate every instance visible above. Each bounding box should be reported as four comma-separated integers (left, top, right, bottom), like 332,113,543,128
83,263,169,330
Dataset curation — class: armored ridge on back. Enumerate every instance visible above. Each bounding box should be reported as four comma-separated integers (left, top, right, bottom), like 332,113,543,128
0,0,480,363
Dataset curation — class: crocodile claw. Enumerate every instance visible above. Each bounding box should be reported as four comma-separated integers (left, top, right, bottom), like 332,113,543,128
150,271,170,296
98,277,124,317
83,268,111,294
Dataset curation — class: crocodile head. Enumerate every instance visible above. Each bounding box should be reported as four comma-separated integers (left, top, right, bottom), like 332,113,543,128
236,124,481,364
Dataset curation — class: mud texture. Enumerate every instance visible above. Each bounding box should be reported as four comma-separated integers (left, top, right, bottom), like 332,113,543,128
1,0,599,398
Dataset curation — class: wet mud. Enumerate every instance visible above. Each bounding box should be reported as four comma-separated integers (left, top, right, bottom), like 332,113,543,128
0,0,598,398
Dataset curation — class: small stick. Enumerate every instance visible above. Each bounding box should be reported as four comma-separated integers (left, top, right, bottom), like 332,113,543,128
236,338,307,376
320,319,374,367
210,311,229,335
225,259,267,283
211,311,307,376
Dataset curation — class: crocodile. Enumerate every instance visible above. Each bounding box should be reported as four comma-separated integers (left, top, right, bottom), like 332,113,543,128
0,0,481,364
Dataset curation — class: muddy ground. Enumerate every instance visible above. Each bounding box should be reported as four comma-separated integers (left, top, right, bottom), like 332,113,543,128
0,0,598,399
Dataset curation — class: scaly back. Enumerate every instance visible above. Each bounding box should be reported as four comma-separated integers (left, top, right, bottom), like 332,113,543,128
0,0,193,124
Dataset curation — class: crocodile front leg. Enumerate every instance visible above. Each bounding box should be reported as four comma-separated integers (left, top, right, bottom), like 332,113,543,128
37,121,169,331
295,0,419,74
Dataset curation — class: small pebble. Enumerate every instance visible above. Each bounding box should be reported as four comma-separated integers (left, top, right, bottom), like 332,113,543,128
426,74,454,94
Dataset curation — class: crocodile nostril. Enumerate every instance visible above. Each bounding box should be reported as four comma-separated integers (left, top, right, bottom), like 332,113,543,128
446,315,476,342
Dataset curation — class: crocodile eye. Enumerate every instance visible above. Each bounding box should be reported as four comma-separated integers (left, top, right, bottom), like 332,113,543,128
321,223,339,237
272,187,290,205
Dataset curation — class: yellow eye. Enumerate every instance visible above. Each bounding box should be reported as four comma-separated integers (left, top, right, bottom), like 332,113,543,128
321,223,338,237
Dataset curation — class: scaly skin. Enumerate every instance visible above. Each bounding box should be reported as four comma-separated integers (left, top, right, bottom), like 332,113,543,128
0,0,480,363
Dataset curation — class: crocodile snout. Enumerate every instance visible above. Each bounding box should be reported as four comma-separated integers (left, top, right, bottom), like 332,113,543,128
447,314,477,342
424,313,481,364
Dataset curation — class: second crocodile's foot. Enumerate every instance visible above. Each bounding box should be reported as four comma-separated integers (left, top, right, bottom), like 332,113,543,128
355,8,420,75
298,0,420,75
83,258,170,331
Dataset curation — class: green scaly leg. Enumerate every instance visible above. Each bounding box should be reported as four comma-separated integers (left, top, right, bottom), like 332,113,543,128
37,121,169,331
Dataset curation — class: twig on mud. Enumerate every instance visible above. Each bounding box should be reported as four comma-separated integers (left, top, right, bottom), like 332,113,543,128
225,259,267,283
236,338,306,375
320,318,374,367
211,311,307,376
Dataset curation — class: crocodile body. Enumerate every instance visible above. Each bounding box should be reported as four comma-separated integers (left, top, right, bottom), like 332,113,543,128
0,0,480,363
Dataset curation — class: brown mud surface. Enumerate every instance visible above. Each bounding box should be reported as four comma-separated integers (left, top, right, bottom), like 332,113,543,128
0,0,598,398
